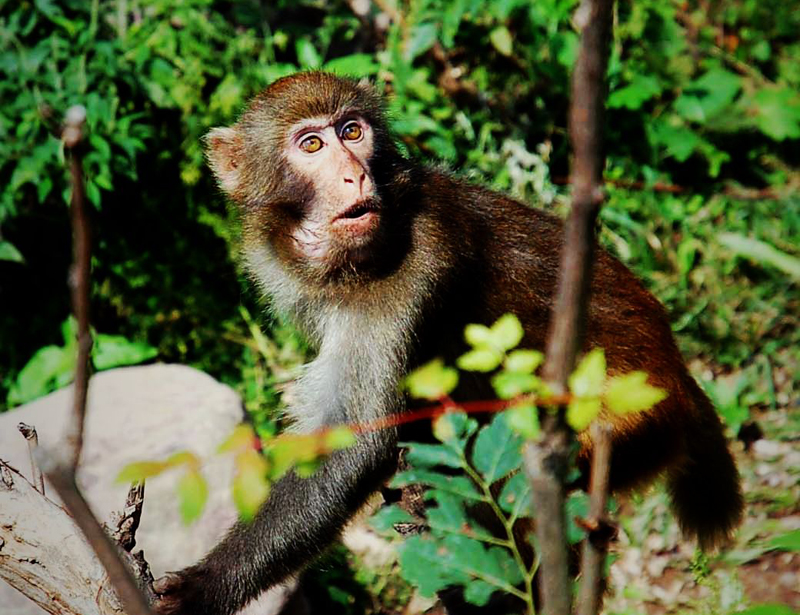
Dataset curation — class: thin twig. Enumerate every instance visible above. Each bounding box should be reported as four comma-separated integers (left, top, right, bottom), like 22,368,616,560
38,104,155,615
63,104,93,469
17,422,45,495
523,0,615,614
576,422,614,615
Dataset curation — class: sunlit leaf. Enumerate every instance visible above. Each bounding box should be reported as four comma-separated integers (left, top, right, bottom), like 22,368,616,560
324,426,356,451
605,371,668,415
568,348,606,398
505,403,540,440
490,314,524,351
218,424,259,454
233,449,270,521
405,358,459,400
464,323,493,347
93,334,157,370
505,349,543,374
116,461,168,483
457,347,503,372
489,26,513,57
177,469,208,524
566,397,601,432
491,371,541,400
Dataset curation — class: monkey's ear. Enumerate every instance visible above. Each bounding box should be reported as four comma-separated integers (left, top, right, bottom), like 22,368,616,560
205,127,244,195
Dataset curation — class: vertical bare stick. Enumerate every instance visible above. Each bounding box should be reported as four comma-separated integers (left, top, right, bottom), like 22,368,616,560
523,0,615,614
576,422,613,615
37,105,155,615
63,104,93,469
17,422,45,495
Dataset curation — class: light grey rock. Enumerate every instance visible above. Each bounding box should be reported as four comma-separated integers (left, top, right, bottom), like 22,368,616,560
0,364,304,615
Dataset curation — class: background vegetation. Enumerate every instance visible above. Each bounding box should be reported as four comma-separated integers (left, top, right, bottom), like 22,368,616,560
1,0,797,613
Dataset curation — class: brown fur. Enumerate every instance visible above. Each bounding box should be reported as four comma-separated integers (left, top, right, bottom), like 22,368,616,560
155,72,743,615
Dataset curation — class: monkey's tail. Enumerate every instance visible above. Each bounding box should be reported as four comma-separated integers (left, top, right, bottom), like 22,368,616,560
666,383,744,551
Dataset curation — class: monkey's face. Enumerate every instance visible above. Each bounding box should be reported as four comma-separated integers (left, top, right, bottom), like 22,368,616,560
205,73,399,282
277,114,383,268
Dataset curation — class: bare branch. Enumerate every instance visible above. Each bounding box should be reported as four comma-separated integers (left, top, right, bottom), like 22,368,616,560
29,105,156,615
523,0,615,613
17,422,45,494
63,104,92,469
576,422,615,615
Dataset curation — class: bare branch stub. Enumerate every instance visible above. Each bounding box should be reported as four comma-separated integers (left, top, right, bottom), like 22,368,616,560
17,422,45,495
523,0,616,614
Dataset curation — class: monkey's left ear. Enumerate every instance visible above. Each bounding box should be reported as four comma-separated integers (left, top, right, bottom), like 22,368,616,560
205,126,244,196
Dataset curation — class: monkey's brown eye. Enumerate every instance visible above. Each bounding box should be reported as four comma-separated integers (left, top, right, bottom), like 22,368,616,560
300,135,323,153
341,122,363,142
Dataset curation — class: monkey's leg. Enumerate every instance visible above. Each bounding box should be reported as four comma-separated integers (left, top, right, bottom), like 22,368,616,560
155,429,397,615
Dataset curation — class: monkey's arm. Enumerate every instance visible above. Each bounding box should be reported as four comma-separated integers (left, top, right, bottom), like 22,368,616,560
155,428,397,615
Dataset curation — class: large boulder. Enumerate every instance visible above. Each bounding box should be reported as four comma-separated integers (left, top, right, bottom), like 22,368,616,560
0,364,302,615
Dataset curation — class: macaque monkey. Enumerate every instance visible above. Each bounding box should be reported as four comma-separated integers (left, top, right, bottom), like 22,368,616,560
155,72,743,615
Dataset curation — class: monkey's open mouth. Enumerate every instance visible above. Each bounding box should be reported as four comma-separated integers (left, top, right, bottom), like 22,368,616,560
336,200,379,222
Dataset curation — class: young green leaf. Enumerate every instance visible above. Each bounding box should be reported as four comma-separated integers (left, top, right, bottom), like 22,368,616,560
489,26,513,57
505,403,540,440
233,449,270,522
177,469,208,524
491,371,541,400
457,347,503,372
405,358,459,399
605,371,668,415
324,426,357,451
569,348,607,397
464,323,493,347
490,314,524,351
116,460,168,483
505,349,544,374
566,397,602,432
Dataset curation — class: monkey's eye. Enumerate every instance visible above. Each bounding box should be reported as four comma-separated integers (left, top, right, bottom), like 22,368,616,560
341,122,363,142
299,135,323,153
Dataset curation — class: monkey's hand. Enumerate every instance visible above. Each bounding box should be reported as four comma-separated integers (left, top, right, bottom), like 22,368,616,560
152,570,207,615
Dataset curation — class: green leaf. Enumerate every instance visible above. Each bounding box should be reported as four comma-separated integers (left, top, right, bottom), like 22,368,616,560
370,505,416,533
607,74,662,110
405,359,459,400
718,233,800,279
0,241,24,262
116,461,168,483
457,348,503,372
569,348,606,398
505,403,540,440
505,349,543,374
295,39,321,69
491,314,524,351
733,606,798,615
177,469,208,524
472,413,523,483
233,450,270,522
392,469,482,501
491,371,541,400
397,534,522,603
566,398,601,432
566,491,590,544
7,345,74,406
489,26,513,57
323,54,379,77
498,471,533,519
605,371,668,415
406,23,438,61
752,87,800,141
769,529,800,552
93,334,158,370
464,323,493,347
325,426,357,451
218,424,259,454
403,442,464,470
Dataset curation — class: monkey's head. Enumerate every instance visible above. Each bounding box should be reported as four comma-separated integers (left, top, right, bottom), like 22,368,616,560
206,72,406,283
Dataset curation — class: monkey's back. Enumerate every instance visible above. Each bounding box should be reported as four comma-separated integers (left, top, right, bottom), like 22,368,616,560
410,168,743,549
